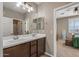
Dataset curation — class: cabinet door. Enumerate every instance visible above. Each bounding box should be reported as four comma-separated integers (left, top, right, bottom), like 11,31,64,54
3,46,17,57
14,43,30,57
37,38,46,56
3,43,30,57
30,40,37,57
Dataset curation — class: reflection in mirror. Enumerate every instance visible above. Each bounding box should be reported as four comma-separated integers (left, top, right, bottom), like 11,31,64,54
3,2,45,37
33,17,44,33
13,19,23,35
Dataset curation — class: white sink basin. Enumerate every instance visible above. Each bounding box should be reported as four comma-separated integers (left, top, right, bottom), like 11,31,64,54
3,34,46,48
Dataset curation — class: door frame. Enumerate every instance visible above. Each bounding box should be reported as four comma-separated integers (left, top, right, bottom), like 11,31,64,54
53,2,77,57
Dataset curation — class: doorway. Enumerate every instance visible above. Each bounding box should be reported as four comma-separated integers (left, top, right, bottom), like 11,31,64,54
13,19,22,35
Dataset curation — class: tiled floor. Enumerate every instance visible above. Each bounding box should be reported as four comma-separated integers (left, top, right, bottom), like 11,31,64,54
57,39,79,57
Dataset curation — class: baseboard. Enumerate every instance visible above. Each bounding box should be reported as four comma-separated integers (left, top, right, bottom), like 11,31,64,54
45,52,54,57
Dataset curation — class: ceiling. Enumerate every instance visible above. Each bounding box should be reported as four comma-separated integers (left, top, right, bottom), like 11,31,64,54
3,2,70,14
3,2,38,14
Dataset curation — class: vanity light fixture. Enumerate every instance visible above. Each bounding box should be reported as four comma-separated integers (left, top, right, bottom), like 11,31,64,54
74,7,78,12
73,7,79,14
16,2,22,7
16,2,34,12
28,8,31,12
30,7,34,11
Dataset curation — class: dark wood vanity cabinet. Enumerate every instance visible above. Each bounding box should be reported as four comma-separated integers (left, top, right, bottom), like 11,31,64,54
3,43,30,57
3,37,46,57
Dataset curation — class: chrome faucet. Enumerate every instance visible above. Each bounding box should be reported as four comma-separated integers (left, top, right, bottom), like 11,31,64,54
32,33,37,37
13,35,19,40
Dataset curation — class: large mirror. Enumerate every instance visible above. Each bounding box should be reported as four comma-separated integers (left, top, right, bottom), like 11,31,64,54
3,2,44,36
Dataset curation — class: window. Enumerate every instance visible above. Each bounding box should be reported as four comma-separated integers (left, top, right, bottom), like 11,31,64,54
69,17,79,33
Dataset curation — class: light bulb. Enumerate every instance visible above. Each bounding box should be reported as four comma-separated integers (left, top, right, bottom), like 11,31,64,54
30,7,34,11
28,9,31,12
25,4,29,9
16,2,22,7
16,4,20,7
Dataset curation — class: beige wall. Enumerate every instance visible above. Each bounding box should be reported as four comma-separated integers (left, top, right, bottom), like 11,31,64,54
37,2,70,55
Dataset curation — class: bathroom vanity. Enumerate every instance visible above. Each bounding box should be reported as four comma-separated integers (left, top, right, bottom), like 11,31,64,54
3,34,46,57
